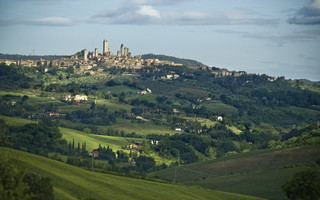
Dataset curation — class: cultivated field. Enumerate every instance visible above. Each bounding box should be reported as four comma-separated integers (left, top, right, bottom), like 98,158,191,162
106,118,177,136
0,147,265,200
150,145,320,200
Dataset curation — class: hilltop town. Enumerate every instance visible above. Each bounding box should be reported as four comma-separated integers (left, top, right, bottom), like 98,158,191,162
0,39,257,78
0,40,182,71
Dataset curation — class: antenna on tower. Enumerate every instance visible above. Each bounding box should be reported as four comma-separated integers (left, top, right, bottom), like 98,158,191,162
32,49,35,55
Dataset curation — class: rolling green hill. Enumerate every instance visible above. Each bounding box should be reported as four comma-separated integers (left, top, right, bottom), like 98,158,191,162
150,145,320,200
0,147,265,200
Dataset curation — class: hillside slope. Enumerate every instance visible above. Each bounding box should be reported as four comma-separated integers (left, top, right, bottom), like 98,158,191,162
0,147,265,200
150,146,320,200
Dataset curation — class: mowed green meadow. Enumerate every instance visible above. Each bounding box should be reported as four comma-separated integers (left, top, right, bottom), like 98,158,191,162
0,147,265,200
0,115,37,126
60,127,145,151
106,118,177,136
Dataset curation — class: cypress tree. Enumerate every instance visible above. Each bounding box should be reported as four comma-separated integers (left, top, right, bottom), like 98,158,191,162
68,142,72,155
77,142,80,155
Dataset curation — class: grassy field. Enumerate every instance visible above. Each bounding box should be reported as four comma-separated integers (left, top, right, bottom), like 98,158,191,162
58,104,90,113
150,145,320,200
60,127,145,151
181,116,218,127
184,167,316,200
0,147,265,200
204,101,238,116
226,125,242,135
96,99,133,112
172,87,210,98
106,118,177,136
105,85,139,94
0,90,58,103
127,93,158,103
0,115,36,126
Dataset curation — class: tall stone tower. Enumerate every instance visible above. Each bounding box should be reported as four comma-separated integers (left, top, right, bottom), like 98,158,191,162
94,48,98,58
103,40,109,55
124,47,129,57
84,49,88,62
120,44,125,56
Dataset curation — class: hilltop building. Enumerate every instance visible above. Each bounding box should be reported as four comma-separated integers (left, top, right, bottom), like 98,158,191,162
84,49,88,62
93,48,98,58
103,40,109,55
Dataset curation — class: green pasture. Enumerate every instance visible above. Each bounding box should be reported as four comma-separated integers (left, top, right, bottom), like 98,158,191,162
0,115,36,126
0,90,27,97
107,118,177,136
184,167,317,200
0,147,265,200
143,151,177,166
226,125,242,135
60,127,145,151
204,101,238,116
105,85,139,94
172,87,210,98
58,105,90,113
0,90,57,103
181,116,218,127
96,99,133,112
127,93,158,103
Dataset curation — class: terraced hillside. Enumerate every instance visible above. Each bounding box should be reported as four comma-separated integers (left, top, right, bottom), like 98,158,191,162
150,145,320,199
0,147,265,200
151,146,320,182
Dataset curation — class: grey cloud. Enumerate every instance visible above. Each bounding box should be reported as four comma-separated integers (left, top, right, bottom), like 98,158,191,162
0,17,76,26
23,17,75,26
129,0,190,6
91,5,278,26
91,5,161,25
216,29,320,45
288,0,320,25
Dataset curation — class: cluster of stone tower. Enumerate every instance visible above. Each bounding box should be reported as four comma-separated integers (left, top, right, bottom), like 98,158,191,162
117,44,130,57
82,39,131,62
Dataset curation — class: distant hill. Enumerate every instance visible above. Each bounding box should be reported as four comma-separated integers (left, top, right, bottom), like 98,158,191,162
297,79,320,85
0,53,69,60
141,54,209,67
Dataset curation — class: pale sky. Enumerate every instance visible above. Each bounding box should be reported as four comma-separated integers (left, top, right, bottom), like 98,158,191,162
0,0,320,80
